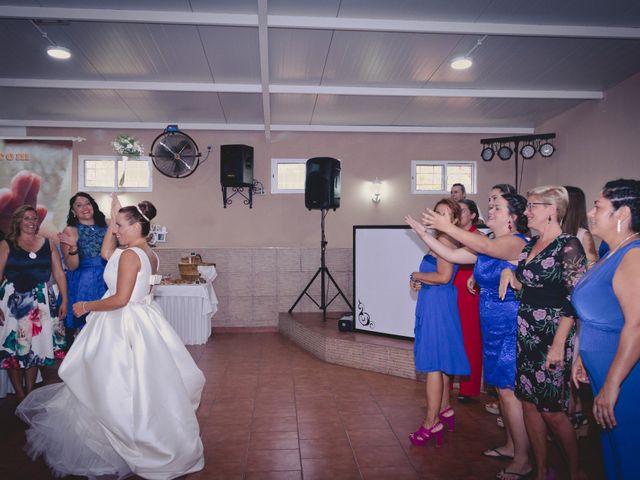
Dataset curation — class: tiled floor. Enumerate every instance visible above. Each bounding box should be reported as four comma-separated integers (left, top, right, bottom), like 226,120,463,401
0,333,604,479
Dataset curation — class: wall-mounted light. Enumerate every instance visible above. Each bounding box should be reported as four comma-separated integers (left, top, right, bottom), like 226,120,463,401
371,177,382,204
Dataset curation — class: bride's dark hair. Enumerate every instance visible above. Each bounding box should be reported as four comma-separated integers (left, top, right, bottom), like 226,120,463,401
119,201,157,236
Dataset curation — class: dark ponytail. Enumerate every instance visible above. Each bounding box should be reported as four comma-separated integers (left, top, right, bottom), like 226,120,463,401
502,193,529,234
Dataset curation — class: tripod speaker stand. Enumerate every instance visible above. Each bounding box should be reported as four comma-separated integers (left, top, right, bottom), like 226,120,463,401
289,209,353,321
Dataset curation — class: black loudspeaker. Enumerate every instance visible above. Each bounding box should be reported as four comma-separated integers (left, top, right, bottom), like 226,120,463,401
338,319,353,332
305,157,341,210
220,144,254,187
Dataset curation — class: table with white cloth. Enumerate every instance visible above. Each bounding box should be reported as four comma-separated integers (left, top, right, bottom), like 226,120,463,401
153,281,218,345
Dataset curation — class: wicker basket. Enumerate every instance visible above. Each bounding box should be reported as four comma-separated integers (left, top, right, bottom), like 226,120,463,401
178,254,215,282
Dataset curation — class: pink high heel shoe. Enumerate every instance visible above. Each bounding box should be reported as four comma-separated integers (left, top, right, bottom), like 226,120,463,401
409,422,444,447
439,407,455,432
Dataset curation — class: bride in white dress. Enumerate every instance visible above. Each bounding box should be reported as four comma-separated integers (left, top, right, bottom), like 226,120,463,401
16,198,205,479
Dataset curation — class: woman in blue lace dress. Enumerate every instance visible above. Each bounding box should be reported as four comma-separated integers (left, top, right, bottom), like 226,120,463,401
0,206,67,401
572,179,640,480
408,192,532,480
58,193,108,342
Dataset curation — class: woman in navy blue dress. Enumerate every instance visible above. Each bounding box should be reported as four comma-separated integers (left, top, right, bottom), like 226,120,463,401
58,193,108,343
408,192,532,480
408,198,470,448
572,179,640,479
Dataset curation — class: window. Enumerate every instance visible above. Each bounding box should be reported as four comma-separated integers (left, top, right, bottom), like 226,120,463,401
271,158,306,193
78,155,153,192
411,161,476,194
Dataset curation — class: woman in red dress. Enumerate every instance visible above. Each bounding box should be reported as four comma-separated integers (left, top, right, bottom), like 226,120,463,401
454,199,483,400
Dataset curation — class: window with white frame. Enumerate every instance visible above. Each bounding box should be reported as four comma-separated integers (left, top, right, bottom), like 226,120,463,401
271,158,306,193
78,155,153,192
411,161,476,194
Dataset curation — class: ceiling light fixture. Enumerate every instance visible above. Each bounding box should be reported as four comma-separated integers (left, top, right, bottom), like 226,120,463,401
47,45,71,59
450,35,488,70
31,20,72,61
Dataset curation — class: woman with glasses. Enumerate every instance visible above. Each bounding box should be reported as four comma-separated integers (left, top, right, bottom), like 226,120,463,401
500,186,587,480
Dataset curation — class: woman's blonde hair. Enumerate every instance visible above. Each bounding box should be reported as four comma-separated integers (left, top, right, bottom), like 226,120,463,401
527,185,569,223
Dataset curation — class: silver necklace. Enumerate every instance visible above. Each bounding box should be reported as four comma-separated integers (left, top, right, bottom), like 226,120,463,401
28,251,37,259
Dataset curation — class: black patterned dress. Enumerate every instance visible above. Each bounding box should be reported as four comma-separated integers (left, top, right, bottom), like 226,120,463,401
514,234,586,412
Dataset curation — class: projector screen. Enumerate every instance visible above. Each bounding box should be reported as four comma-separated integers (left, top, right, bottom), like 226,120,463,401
353,225,430,338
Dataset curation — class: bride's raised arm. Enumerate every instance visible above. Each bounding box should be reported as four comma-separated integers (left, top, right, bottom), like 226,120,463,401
404,215,477,265
101,193,122,260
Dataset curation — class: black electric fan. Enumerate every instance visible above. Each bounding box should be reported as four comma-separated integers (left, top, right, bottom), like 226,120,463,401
150,125,201,178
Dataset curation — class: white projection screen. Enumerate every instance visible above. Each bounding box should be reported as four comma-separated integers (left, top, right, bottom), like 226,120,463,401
353,226,429,338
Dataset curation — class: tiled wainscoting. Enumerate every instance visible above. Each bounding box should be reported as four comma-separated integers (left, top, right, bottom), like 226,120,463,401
155,247,353,330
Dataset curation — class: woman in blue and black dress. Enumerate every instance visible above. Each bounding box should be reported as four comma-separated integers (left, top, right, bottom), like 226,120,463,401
58,193,108,343
501,185,587,480
0,205,67,401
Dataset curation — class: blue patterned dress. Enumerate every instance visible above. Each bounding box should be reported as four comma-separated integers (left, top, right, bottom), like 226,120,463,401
414,255,470,375
65,224,108,330
572,240,640,480
0,241,66,368
473,233,527,389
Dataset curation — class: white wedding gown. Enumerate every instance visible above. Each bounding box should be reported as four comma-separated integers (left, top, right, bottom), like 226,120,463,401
16,247,206,479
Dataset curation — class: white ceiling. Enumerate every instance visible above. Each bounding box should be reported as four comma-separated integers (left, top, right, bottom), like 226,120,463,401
1,0,639,137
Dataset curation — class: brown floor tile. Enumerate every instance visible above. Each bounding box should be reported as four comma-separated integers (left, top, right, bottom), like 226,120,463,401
246,449,301,471
0,331,605,480
299,437,354,459
353,445,412,468
249,431,300,450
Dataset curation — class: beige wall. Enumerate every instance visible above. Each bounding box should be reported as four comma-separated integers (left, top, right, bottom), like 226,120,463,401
27,127,516,248
27,72,639,250
523,72,640,203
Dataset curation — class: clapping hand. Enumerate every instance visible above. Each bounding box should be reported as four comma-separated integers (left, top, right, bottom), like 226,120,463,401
466,275,477,295
421,208,452,232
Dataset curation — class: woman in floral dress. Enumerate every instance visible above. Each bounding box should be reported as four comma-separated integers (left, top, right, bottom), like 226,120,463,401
0,205,67,401
501,186,587,480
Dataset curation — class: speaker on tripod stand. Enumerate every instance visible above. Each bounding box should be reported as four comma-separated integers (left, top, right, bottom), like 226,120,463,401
290,158,352,321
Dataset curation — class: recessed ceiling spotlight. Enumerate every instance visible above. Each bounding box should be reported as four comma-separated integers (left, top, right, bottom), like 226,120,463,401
539,142,555,157
520,144,536,160
47,45,71,60
450,56,472,70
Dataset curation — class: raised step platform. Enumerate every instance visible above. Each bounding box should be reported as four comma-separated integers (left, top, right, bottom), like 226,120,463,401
278,312,417,379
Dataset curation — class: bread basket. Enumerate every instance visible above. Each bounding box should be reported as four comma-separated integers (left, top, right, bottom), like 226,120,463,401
178,253,215,282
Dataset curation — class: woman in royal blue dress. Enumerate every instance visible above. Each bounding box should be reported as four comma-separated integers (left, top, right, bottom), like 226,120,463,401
58,193,108,343
572,179,640,480
407,198,470,448
408,192,532,480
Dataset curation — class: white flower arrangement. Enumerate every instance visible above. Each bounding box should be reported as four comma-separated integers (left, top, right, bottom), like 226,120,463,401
112,134,144,156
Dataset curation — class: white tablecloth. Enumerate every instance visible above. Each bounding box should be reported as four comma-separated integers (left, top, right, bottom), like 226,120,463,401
154,282,218,345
